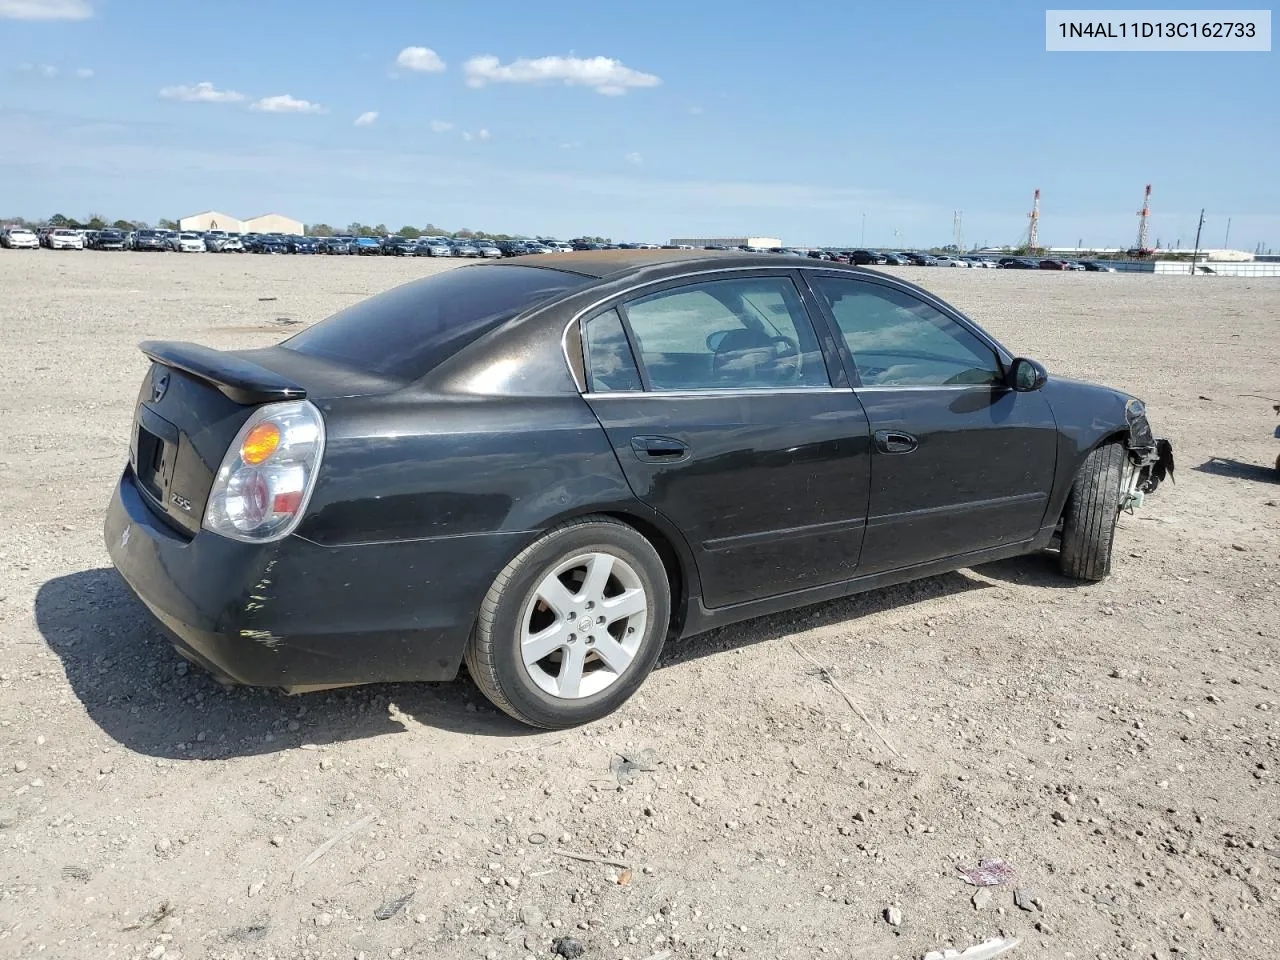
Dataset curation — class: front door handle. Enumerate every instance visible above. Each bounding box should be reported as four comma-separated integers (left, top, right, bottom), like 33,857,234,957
631,436,689,462
874,429,918,454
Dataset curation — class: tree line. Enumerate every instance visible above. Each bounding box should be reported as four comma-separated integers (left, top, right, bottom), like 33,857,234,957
3,213,609,243
0,213,174,231
309,223,610,243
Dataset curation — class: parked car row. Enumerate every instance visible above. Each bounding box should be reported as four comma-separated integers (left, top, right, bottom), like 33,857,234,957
1,225,1124,272
996,256,1116,272
0,226,87,249
808,250,1117,271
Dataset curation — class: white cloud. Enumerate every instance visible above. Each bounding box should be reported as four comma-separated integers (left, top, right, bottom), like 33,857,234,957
74,66,93,79
688,105,704,115
251,94,324,114
463,54,660,96
39,64,58,77
461,131,472,142
477,128,491,141
625,152,642,165
0,0,91,20
395,46,446,73
559,140,583,150
429,120,454,133
159,81,245,104
354,111,378,127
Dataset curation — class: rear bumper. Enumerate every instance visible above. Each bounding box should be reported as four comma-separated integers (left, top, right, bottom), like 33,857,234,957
105,467,515,687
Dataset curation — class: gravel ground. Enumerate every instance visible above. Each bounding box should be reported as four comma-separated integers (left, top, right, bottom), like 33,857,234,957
0,251,1277,960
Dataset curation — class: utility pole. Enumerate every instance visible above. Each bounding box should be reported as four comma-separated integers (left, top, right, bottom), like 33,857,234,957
1224,217,1231,249
1190,209,1205,275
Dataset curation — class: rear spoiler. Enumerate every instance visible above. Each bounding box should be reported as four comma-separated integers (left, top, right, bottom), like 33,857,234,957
140,341,306,405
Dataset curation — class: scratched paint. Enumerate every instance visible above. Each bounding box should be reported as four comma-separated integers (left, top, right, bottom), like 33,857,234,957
239,628,284,648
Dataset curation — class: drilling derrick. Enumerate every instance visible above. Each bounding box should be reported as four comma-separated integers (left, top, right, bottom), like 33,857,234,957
1135,184,1153,255
1027,189,1041,252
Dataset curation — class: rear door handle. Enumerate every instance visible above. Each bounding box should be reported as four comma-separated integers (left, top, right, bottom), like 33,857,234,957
631,436,689,462
874,429,918,454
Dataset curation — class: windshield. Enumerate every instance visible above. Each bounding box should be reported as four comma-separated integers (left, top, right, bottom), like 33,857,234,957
282,264,590,380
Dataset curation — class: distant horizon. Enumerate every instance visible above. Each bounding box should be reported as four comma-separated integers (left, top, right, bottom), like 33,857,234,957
7,207,1269,256
8,213,1274,256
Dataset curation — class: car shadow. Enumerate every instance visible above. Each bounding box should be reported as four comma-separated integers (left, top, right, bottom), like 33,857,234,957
1194,456,1279,484
971,551,1079,589
661,565,1000,668
34,568,534,761
40,554,1061,759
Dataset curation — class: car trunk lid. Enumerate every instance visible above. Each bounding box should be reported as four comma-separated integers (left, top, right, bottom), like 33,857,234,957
130,341,403,536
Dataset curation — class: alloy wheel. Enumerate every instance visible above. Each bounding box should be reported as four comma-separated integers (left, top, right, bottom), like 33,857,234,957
518,552,647,699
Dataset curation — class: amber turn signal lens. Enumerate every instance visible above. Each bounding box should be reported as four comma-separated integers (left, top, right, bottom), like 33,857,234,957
241,422,281,464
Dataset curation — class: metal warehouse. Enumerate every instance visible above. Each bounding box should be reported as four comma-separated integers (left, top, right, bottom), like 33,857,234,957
177,211,304,235
178,211,245,233
668,236,782,249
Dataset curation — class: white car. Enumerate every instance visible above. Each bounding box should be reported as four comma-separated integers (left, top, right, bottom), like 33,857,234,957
173,232,206,253
2,228,40,249
934,255,966,267
48,228,85,250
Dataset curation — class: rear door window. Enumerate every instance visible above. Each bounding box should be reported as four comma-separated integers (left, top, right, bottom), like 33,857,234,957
283,265,589,380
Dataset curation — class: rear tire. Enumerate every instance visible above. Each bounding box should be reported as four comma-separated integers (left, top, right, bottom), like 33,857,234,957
464,517,670,729
1059,442,1125,582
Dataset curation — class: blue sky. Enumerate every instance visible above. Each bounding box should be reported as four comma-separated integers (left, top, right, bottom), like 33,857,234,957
1,0,1275,247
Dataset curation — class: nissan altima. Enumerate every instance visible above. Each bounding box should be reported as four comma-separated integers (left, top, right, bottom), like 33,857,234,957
105,251,1173,728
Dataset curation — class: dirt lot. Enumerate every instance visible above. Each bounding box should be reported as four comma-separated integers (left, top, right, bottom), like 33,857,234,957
0,252,1277,960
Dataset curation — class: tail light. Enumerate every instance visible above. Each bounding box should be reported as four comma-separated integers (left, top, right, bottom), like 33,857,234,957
204,400,325,542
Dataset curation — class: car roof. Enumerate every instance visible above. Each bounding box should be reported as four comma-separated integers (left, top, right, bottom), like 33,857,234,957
501,248,873,279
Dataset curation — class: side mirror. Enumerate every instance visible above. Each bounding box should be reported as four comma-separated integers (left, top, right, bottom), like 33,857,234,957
1008,357,1048,392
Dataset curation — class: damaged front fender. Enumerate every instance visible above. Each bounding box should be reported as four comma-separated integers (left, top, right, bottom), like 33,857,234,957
1126,412,1175,495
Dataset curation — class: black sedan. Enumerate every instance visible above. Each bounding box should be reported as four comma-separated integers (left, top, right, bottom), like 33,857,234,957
998,257,1038,269
286,236,319,254
847,249,888,265
105,251,1173,728
94,230,127,250
381,236,417,256
253,235,288,254
319,237,353,255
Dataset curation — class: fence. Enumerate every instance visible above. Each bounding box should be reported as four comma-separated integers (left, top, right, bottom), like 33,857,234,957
1095,259,1280,277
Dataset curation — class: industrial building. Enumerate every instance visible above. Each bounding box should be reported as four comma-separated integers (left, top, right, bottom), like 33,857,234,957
668,236,781,250
243,213,304,235
179,211,243,233
177,211,305,235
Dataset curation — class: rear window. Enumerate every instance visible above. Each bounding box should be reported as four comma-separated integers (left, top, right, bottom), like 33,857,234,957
282,264,589,380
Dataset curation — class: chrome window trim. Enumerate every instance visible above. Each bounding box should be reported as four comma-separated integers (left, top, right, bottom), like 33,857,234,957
559,264,1013,393
852,384,1005,392
583,387,856,400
